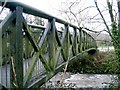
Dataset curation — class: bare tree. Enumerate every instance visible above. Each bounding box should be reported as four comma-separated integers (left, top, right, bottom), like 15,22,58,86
94,0,120,87
59,0,120,86
94,0,120,58
58,0,112,35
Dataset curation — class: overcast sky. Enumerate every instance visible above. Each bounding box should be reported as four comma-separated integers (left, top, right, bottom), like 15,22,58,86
0,0,118,33
17,0,63,18
14,0,99,19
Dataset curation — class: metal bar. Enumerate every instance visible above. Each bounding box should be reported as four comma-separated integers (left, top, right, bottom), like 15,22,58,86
0,17,2,89
61,25,69,61
23,52,39,87
9,18,17,89
38,22,50,48
0,12,16,33
23,18,39,52
28,24,45,30
63,24,70,61
14,6,23,88
1,21,7,87
84,32,87,50
39,54,51,72
55,28,62,46
72,27,78,56
78,29,82,53
48,19,56,72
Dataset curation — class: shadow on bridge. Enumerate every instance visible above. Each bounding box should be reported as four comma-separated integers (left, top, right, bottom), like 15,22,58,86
0,1,97,89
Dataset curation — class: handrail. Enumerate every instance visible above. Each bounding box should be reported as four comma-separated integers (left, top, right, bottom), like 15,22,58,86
0,0,97,42
28,24,46,30
0,0,78,29
0,0,97,41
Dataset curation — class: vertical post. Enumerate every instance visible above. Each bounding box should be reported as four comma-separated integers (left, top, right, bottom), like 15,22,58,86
48,18,56,72
15,6,23,88
86,34,88,49
84,32,87,50
72,27,78,56
65,24,70,61
0,23,2,90
11,6,23,88
78,29,82,53
83,31,85,51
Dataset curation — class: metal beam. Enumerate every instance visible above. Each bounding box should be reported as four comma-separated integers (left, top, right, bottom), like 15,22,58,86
0,17,2,89
12,6,23,88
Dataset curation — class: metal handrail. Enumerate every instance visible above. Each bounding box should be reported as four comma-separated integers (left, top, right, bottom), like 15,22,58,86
0,0,96,41
0,0,78,28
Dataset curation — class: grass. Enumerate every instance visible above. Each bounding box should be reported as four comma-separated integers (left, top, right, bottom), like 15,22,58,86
67,50,119,74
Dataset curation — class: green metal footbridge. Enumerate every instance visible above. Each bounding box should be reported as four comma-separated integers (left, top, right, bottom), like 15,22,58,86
0,1,97,89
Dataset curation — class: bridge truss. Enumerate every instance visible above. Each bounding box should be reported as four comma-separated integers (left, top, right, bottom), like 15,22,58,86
0,1,97,89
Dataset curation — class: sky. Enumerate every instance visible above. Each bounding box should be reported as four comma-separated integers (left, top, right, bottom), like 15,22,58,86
0,0,118,33
17,0,62,18
6,0,97,19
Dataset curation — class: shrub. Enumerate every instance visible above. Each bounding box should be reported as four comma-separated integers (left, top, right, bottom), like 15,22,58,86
67,51,119,74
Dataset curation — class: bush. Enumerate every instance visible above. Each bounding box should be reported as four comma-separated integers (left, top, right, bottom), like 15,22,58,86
67,51,119,74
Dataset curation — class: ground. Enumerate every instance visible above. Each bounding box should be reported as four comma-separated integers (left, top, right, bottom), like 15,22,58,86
41,72,118,88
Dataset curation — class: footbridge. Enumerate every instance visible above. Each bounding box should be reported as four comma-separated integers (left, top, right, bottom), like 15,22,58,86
0,1,97,89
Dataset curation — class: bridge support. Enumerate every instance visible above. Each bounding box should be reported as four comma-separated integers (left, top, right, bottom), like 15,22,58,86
10,6,24,88
0,15,2,90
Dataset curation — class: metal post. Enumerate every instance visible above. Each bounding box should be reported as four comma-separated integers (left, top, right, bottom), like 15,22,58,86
10,6,23,88
15,6,23,88
0,20,2,90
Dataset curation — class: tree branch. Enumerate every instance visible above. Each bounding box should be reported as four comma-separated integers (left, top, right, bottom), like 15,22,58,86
0,0,7,15
94,0,113,38
107,1,114,22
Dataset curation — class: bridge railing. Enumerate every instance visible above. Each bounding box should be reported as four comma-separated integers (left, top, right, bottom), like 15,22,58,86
0,1,97,89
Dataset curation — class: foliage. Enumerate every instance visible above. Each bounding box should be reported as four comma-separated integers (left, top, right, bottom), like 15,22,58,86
67,51,119,74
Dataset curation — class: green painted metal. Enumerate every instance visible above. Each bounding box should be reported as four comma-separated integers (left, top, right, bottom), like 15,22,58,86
0,2,97,89
78,29,82,53
48,19,56,72
23,18,39,52
14,6,23,88
9,22,17,88
72,27,78,56
23,52,39,87
0,17,2,88
61,25,71,61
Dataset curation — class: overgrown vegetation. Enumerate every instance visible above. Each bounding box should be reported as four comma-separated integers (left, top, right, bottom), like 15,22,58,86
67,51,119,74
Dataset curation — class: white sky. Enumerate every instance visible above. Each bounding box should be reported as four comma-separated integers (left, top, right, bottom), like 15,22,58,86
17,0,62,18
16,0,98,19
16,0,111,18
0,0,118,33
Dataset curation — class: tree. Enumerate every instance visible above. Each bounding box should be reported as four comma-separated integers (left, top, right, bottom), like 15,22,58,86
94,0,120,87
59,0,120,61
59,0,120,87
